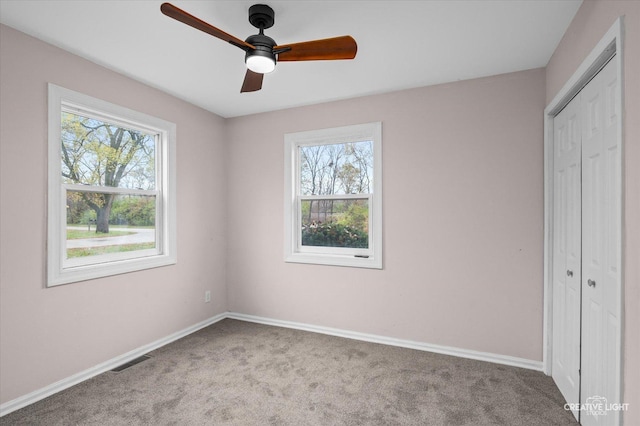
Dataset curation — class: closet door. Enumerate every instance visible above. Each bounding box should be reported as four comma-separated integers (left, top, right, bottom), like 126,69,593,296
580,57,620,426
551,93,582,421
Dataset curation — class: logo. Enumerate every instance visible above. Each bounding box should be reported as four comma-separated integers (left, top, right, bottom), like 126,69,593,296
585,396,608,416
564,396,629,417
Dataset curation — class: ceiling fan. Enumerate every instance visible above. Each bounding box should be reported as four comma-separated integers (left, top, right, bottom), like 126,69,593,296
160,3,358,93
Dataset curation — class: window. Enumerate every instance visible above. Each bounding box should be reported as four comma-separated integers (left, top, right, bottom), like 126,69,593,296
285,122,382,268
47,84,176,286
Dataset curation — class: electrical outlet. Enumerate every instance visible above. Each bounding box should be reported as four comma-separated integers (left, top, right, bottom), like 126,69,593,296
205,290,211,303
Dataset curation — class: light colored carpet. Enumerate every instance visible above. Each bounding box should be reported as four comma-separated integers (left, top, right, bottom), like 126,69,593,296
0,319,577,425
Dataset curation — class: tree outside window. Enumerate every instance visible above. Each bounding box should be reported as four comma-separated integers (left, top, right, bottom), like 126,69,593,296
48,84,176,286
61,112,156,234
61,111,158,260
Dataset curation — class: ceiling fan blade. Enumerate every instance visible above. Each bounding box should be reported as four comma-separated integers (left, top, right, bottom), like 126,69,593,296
274,36,357,62
161,3,255,51
241,70,264,93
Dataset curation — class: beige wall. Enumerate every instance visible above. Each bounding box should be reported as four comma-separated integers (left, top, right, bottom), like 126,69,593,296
545,1,640,423
0,25,228,403
3,1,636,419
226,68,546,361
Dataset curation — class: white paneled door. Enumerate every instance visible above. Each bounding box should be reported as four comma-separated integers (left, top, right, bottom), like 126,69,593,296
579,56,621,426
552,56,621,425
552,92,582,420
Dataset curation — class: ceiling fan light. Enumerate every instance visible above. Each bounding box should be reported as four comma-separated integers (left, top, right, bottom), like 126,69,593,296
246,54,276,74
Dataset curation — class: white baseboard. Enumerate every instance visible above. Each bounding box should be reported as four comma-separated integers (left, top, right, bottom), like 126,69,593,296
226,312,544,372
0,312,227,417
1,311,543,417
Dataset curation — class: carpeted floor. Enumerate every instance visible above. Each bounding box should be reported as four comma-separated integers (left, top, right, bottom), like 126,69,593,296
0,319,578,425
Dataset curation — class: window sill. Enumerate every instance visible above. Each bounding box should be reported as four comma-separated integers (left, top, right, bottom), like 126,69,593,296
285,252,382,269
48,253,176,287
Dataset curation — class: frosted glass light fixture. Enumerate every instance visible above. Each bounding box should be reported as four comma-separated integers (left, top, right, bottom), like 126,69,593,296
246,52,276,74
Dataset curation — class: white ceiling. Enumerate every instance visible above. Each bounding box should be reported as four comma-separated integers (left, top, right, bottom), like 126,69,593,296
0,0,582,118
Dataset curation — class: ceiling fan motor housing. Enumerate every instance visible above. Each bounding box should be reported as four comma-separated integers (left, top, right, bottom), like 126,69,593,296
245,33,277,71
245,5,277,72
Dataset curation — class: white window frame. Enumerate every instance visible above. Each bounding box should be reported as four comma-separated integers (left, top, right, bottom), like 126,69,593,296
47,84,177,286
284,122,382,269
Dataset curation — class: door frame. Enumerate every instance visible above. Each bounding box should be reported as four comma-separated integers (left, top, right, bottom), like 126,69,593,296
543,15,624,418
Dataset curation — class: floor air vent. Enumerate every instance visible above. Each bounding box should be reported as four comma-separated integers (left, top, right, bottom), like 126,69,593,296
111,355,151,372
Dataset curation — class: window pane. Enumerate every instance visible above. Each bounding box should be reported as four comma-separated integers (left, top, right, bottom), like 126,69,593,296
299,141,373,196
301,198,368,248
66,191,156,259
61,111,156,189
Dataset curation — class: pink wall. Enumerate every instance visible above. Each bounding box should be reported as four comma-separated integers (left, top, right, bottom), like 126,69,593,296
545,1,640,423
4,1,635,417
0,25,228,404
226,68,546,361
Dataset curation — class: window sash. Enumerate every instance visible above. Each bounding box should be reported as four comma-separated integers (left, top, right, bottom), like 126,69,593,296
62,186,162,268
297,194,370,201
61,102,162,137
58,111,163,269
295,194,372,256
60,110,160,191
63,184,159,196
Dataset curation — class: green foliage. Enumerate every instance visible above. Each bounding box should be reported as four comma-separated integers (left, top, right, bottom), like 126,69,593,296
66,194,155,227
301,222,368,248
81,209,97,224
110,197,155,226
301,200,311,220
335,202,368,231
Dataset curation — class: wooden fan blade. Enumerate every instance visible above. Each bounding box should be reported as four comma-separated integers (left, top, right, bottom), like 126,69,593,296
161,3,255,51
275,36,357,62
241,69,264,93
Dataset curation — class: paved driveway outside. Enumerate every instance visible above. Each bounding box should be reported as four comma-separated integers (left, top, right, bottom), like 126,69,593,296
66,227,155,249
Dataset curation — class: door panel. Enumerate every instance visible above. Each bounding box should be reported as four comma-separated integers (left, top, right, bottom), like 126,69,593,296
580,57,620,426
551,94,581,421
